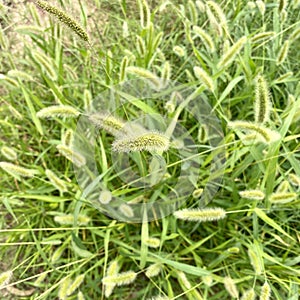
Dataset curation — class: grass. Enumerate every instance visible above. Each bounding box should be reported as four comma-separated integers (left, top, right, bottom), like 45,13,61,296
0,0,300,299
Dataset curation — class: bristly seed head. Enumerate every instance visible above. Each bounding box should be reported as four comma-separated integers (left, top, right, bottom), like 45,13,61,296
112,131,170,153
173,207,226,222
254,75,271,124
35,0,89,43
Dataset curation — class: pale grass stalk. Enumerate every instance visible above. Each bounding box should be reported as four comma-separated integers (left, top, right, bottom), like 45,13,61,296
51,245,65,263
196,1,205,12
161,61,171,87
5,286,35,297
119,56,129,82
0,74,19,87
278,0,288,12
77,291,85,300
83,89,92,111
62,129,74,146
290,27,300,42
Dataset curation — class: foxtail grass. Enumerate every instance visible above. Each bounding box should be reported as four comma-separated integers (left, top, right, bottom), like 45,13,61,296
35,0,89,43
254,75,271,124
174,207,226,222
37,105,80,118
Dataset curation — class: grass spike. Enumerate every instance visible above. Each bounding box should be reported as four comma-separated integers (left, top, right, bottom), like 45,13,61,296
35,0,89,43
173,207,226,222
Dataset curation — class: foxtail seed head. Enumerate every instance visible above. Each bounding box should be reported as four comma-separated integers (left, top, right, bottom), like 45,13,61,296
35,0,89,43
254,75,271,124
112,131,170,153
193,25,215,52
144,237,160,248
206,1,228,35
224,276,239,299
88,113,125,136
288,173,300,187
228,121,281,144
56,144,86,167
173,45,186,57
119,203,134,218
37,105,80,118
193,66,214,91
145,263,162,278
239,189,265,200
104,260,120,298
241,288,255,300
66,275,85,297
58,277,72,300
260,282,271,300
1,146,17,161
102,271,137,287
46,169,68,193
0,270,13,288
173,207,226,222
269,192,297,204
217,36,247,69
99,190,113,204
54,214,90,225
0,162,38,178
126,66,161,89
276,40,289,65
